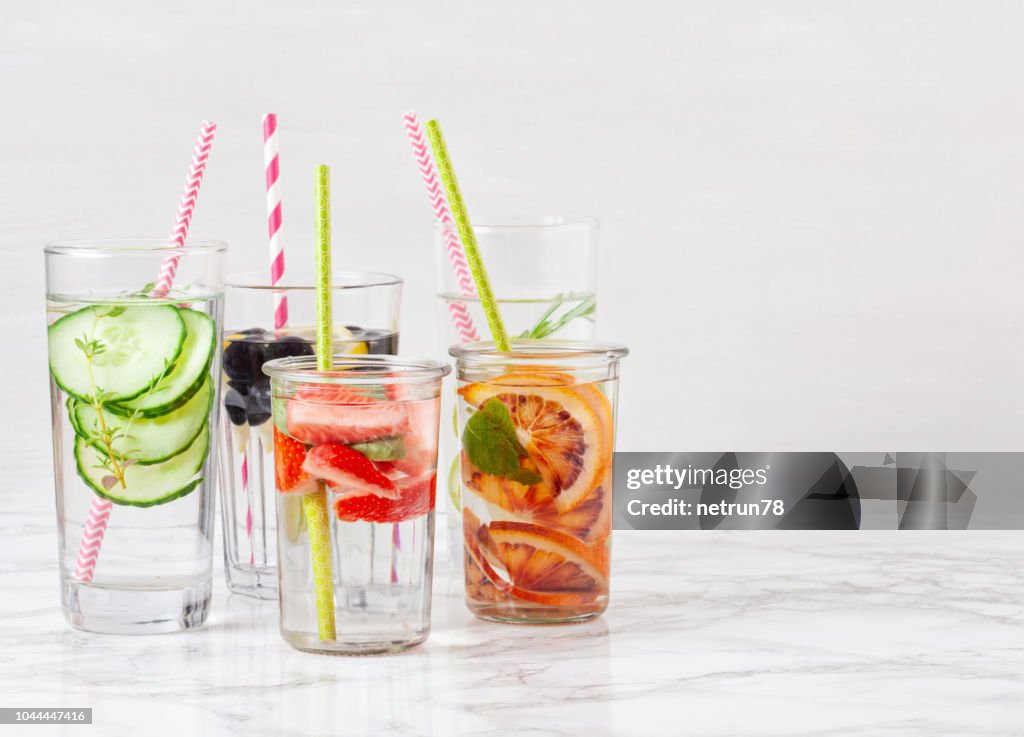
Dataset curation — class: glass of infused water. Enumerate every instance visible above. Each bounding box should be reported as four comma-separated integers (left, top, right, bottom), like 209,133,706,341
435,217,599,572
264,354,449,654
218,271,402,599
450,340,627,624
45,239,226,633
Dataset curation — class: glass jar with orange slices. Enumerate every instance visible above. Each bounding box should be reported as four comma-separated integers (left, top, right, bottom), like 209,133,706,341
450,340,628,623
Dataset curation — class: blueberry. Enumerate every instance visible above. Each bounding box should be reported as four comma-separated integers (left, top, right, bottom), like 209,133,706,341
223,336,267,382
227,379,251,395
223,387,248,426
265,335,315,363
246,381,272,426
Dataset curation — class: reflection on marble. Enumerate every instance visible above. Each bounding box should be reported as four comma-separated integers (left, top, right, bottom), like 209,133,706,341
2,502,1023,736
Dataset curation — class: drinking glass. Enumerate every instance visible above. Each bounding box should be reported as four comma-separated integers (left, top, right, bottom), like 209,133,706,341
219,271,402,599
45,239,226,633
450,340,627,623
264,354,449,654
436,217,599,571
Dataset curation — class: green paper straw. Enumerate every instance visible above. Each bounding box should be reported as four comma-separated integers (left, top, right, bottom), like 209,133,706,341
315,164,333,370
306,163,336,641
425,120,510,351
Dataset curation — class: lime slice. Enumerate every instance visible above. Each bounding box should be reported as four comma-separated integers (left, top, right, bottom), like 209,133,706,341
448,455,461,511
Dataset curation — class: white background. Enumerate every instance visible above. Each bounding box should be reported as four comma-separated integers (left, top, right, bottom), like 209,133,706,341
4,0,1023,483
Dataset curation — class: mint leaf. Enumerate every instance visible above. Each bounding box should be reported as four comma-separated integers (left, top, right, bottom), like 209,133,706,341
507,468,543,486
463,398,525,476
479,398,528,456
349,436,406,461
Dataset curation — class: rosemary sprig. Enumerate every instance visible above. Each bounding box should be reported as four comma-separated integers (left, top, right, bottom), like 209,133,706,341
518,293,597,340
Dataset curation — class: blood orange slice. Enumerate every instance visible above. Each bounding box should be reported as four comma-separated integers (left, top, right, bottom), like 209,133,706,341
463,508,510,602
462,455,610,542
459,376,611,513
481,370,610,429
463,513,610,607
486,520,608,591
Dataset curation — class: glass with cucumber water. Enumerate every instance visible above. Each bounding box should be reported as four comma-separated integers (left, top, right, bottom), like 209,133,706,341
435,218,599,573
45,240,225,634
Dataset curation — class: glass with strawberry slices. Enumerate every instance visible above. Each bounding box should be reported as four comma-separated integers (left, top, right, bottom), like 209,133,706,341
450,340,627,624
264,354,449,654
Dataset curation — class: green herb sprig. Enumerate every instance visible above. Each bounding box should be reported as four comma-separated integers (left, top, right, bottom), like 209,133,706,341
462,398,543,486
518,293,596,340
76,307,171,490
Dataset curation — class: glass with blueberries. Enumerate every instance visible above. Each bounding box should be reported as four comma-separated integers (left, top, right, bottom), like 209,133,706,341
219,271,402,598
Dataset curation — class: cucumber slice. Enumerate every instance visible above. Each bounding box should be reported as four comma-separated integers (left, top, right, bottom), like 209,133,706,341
72,378,213,464
350,435,406,461
74,425,210,507
109,308,215,418
67,396,83,436
48,304,186,403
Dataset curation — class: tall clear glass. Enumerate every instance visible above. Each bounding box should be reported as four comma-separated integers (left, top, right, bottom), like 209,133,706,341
450,340,626,624
219,271,402,599
265,355,449,654
436,217,599,572
45,239,226,633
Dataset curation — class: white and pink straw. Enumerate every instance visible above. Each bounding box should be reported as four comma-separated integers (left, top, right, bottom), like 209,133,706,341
155,120,218,295
403,110,480,343
264,114,288,330
75,120,218,583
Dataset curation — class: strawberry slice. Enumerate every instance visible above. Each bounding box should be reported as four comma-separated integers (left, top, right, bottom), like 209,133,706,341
286,385,409,446
391,398,438,476
384,383,439,477
273,428,318,495
302,442,399,499
333,470,437,523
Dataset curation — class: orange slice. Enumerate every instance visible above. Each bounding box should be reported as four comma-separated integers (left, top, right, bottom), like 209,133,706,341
459,375,612,513
487,520,608,589
463,513,609,607
463,508,511,601
462,455,611,543
481,372,614,450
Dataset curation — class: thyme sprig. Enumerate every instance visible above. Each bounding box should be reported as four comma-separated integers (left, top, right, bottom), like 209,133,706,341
75,306,171,490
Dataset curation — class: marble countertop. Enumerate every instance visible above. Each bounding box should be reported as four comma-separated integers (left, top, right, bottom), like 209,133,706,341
3,508,1023,736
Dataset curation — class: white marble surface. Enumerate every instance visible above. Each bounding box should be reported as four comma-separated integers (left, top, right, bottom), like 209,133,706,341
3,504,1022,736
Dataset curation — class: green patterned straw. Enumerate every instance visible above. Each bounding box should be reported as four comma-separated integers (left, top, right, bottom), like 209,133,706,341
305,163,336,641
315,164,333,371
425,120,510,352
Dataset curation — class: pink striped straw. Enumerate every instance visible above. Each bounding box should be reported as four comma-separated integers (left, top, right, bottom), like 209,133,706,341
74,121,218,583
155,121,219,294
246,113,288,557
243,453,253,564
263,114,288,329
403,110,480,343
